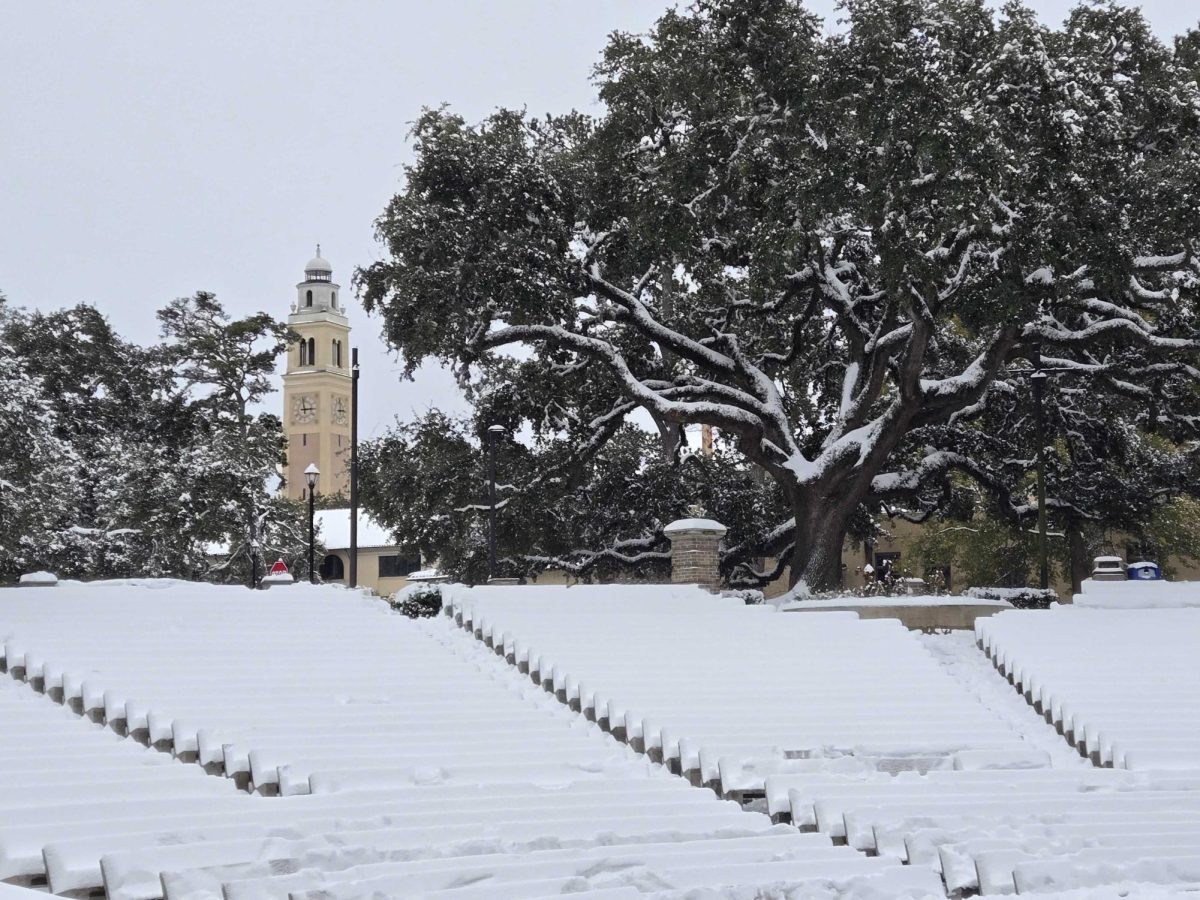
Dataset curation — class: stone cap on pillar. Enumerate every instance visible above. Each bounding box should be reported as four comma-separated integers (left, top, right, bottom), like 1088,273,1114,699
663,518,727,538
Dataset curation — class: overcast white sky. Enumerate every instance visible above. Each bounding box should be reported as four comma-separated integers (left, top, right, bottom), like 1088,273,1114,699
2,1,1194,439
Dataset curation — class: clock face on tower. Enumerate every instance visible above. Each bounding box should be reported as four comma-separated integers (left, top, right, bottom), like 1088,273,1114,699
292,393,318,424
332,396,349,425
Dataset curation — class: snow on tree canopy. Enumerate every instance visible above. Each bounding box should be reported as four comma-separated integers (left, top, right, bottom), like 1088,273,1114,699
359,0,1200,591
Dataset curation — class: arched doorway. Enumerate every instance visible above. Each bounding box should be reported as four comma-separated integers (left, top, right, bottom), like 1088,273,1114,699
320,553,345,582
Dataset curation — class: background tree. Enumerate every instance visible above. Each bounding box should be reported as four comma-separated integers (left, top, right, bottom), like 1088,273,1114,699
359,0,1200,593
158,292,298,587
358,411,786,585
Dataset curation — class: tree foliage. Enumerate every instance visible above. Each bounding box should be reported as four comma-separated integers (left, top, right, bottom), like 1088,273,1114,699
358,411,786,585
360,0,1200,592
0,294,303,584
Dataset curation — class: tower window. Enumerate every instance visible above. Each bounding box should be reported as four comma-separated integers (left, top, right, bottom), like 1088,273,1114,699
332,291,337,308
299,341,308,366
302,434,307,446
332,339,342,368
306,289,313,307
307,337,315,364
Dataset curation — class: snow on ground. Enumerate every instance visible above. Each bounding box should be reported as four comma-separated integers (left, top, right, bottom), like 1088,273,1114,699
916,630,1091,769
450,583,1200,898
1075,577,1200,608
448,584,1040,794
4,577,1200,898
0,579,939,899
978,606,1200,769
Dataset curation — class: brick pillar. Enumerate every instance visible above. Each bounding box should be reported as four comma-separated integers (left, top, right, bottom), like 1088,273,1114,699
664,518,727,591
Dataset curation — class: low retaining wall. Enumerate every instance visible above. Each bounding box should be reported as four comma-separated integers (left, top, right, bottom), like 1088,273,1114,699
781,598,1012,631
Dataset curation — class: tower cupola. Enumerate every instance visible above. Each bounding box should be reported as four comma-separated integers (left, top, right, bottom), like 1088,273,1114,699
304,245,333,282
294,244,344,314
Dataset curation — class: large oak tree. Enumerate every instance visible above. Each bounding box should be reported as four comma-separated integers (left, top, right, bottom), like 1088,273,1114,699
360,0,1200,592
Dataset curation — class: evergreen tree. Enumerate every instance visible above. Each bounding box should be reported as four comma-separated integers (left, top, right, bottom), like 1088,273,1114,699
158,292,299,586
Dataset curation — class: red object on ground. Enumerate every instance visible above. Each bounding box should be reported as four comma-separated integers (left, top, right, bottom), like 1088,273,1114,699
269,559,289,576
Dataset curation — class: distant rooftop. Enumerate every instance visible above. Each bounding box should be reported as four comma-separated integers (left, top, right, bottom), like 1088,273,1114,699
315,507,395,551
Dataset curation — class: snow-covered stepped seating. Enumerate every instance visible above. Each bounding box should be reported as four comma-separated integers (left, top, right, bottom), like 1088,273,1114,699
976,606,1200,769
0,675,244,887
1075,577,1200,609
447,585,1032,793
0,582,649,793
0,580,935,900
759,766,1200,893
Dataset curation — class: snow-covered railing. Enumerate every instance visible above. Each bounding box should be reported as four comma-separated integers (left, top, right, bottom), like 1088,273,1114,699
977,606,1200,769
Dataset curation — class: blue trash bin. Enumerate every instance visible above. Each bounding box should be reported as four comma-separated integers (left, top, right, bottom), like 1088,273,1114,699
1127,561,1162,580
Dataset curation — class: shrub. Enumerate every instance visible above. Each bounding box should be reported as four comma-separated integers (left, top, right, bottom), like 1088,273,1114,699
390,582,444,618
966,586,1058,609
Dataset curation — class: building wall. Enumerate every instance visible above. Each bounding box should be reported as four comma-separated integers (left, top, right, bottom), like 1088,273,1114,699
320,548,424,597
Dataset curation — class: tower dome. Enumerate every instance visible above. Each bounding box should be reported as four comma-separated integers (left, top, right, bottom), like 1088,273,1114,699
304,245,333,282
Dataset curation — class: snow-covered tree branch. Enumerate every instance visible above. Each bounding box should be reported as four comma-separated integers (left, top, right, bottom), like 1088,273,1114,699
360,0,1200,590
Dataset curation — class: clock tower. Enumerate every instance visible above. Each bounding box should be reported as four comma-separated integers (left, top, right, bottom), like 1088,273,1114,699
281,248,352,500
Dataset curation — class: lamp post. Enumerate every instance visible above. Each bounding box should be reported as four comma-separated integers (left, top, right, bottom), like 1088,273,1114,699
1013,357,1097,591
486,425,505,581
1031,368,1050,590
349,347,360,588
304,463,320,584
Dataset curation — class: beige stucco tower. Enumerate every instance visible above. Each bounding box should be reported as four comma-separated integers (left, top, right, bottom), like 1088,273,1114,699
282,249,353,500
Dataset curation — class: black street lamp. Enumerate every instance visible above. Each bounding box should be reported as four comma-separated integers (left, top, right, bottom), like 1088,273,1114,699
349,347,360,588
487,424,505,581
1031,368,1050,590
304,463,320,584
1014,355,1097,591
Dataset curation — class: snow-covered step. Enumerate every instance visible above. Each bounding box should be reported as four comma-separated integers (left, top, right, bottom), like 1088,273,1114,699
449,586,1031,786
98,808,788,900
765,768,1157,823
837,791,1200,851
161,832,836,900
1013,847,1200,894
282,857,942,900
960,829,1200,895
977,607,1200,770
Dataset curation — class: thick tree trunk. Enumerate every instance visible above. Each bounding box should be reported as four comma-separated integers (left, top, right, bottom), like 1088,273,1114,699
789,494,854,594
247,508,261,589
1066,518,1089,598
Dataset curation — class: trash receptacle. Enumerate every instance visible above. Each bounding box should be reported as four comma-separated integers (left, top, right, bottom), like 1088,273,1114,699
1091,556,1126,581
1127,560,1163,581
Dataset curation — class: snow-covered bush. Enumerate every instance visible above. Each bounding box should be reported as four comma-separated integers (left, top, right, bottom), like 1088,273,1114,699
966,586,1057,609
723,588,765,605
390,582,444,618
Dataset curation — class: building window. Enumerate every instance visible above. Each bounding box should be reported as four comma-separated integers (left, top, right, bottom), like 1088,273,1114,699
379,553,421,578
306,289,313,307
306,337,315,365
332,291,337,308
